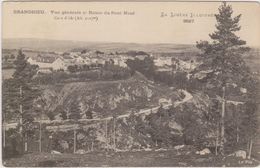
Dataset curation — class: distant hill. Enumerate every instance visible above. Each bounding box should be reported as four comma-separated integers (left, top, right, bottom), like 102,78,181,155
2,38,197,53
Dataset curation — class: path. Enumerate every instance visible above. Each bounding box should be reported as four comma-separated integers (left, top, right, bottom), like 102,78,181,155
4,89,193,130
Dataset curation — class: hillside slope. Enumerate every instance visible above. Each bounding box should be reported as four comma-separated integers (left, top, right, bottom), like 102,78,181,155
41,73,180,119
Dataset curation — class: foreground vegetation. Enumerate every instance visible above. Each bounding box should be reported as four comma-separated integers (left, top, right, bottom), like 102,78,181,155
3,149,259,167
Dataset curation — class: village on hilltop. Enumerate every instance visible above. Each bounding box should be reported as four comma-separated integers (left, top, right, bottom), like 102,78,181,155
12,49,199,74
2,47,200,75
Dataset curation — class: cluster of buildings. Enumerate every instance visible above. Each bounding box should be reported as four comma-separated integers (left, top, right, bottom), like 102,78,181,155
27,50,133,73
153,56,199,72
26,49,199,74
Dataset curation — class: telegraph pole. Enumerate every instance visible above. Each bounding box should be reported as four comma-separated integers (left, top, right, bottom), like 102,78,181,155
19,86,22,131
19,86,26,153
105,119,108,150
113,117,116,151
220,86,226,155
235,106,239,143
39,120,42,152
73,126,77,153
3,112,6,148
38,99,44,153
215,122,219,155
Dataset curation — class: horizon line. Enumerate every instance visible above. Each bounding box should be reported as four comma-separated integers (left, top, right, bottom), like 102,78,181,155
2,37,197,46
3,37,260,48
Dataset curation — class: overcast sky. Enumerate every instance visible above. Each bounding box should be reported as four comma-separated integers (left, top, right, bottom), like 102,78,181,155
3,2,260,46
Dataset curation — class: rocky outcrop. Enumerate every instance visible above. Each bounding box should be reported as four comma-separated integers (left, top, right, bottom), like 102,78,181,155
41,74,178,119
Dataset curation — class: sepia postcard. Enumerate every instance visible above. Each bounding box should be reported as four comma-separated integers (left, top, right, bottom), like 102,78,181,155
1,1,260,167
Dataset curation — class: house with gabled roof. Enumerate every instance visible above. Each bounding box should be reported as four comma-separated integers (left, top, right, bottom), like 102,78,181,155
27,55,66,71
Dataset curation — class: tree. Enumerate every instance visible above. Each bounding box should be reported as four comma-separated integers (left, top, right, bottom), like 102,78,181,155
239,75,259,158
126,56,156,80
2,80,18,122
172,71,188,89
61,110,68,120
196,2,256,155
4,55,9,62
67,65,78,73
3,50,40,153
10,54,15,59
47,112,55,121
81,49,88,54
69,102,81,120
95,50,104,56
82,64,90,71
54,105,68,120
85,110,93,119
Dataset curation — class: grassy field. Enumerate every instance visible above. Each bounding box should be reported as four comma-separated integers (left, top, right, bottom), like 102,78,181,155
3,149,259,167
